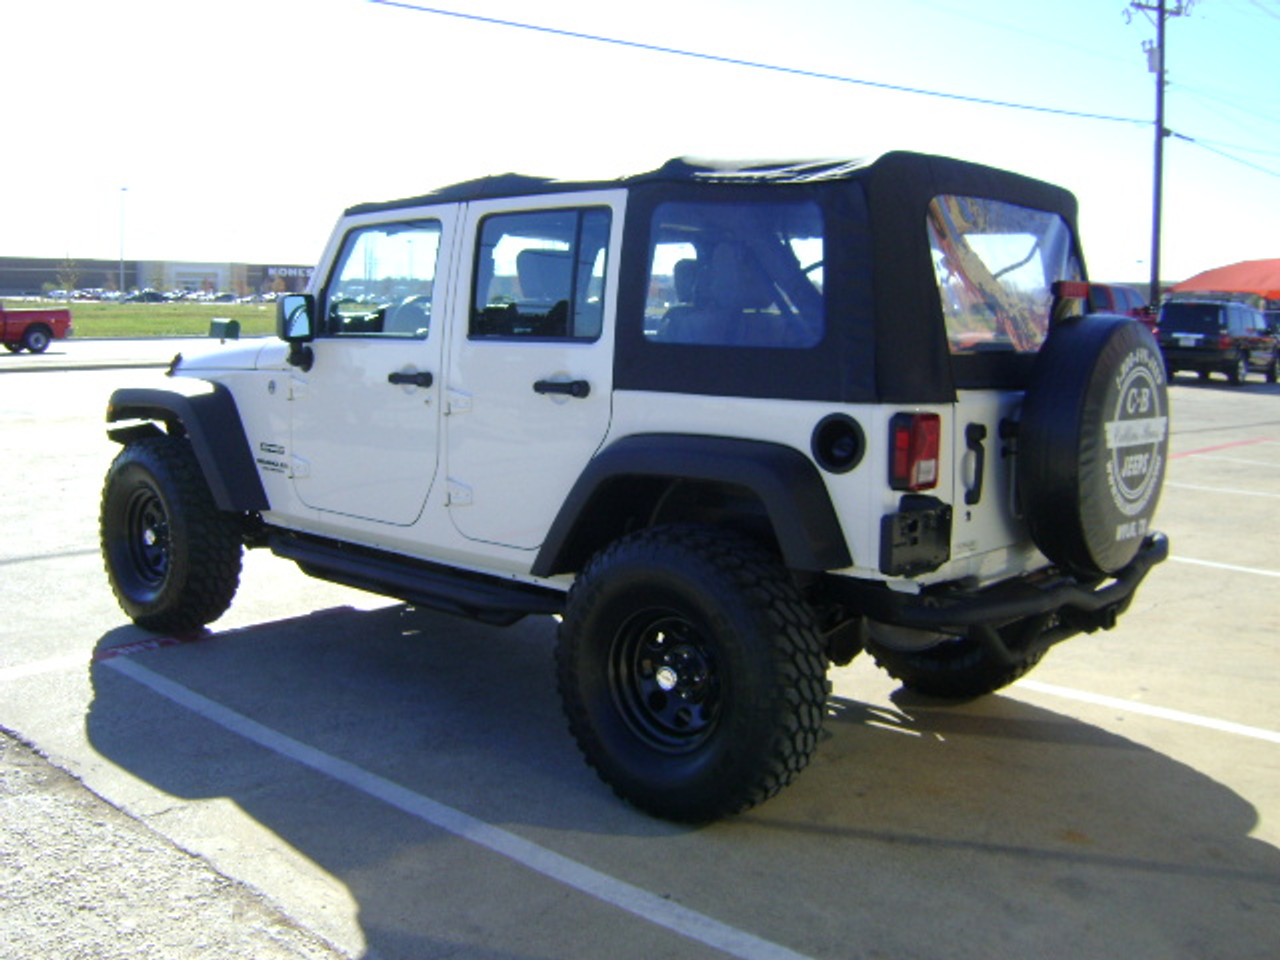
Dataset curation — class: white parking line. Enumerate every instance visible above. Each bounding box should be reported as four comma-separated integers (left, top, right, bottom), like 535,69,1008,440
1017,680,1280,744
1169,555,1280,578
1194,455,1280,469
104,657,817,960
1165,481,1280,499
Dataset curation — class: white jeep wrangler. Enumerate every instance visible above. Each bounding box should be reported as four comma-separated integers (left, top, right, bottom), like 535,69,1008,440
100,152,1169,821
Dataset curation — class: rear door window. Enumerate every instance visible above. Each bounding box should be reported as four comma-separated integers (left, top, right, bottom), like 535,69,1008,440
471,207,610,340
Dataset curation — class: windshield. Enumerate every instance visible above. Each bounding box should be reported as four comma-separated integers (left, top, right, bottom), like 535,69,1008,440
928,196,1080,355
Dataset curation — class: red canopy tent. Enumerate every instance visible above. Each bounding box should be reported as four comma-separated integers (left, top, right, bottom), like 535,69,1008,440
1170,259,1280,303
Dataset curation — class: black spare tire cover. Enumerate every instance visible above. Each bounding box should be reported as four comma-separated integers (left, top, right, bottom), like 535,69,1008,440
1017,314,1168,579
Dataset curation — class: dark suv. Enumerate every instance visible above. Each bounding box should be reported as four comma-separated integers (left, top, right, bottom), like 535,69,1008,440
1158,300,1278,384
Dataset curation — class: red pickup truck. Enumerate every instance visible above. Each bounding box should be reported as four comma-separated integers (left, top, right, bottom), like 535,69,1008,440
1,303,73,353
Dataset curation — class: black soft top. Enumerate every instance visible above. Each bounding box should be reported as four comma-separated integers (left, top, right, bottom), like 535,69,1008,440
347,152,1082,404
347,154,948,213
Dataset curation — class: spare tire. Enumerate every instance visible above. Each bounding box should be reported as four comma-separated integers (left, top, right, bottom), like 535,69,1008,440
1017,315,1168,579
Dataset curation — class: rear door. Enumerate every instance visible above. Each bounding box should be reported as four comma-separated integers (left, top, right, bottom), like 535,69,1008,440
927,194,1082,569
444,192,623,549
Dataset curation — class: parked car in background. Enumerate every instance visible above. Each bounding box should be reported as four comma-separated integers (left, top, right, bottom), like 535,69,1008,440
0,301,73,353
1089,283,1152,326
1158,300,1278,384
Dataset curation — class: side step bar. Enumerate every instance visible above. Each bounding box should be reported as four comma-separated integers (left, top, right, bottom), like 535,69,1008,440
270,532,565,626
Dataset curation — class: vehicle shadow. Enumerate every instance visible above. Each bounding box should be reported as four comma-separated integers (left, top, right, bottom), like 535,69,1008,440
85,603,1280,960
1168,372,1280,396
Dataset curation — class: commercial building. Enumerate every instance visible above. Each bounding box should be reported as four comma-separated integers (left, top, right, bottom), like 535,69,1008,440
0,256,313,298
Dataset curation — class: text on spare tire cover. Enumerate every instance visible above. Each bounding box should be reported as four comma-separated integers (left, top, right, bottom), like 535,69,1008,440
1104,345,1167,543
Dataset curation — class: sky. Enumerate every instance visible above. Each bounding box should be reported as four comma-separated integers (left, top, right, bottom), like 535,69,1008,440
4,0,1277,285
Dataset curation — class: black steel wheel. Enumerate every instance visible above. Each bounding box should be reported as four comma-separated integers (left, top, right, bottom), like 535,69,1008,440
609,609,722,754
100,436,242,632
556,526,828,822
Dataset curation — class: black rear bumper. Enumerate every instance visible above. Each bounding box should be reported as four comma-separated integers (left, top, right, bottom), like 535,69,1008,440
833,532,1169,636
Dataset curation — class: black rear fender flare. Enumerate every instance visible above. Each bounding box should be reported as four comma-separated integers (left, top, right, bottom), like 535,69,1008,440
532,435,852,577
106,386,268,513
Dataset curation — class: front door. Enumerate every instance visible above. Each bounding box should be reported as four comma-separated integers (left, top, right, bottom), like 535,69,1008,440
445,193,623,549
289,209,456,526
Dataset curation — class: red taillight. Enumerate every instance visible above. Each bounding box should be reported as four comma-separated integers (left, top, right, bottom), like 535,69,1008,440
1218,334,1233,350
890,413,941,491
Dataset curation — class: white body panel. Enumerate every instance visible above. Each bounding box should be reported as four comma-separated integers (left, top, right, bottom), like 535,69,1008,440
444,191,624,549
174,183,1042,593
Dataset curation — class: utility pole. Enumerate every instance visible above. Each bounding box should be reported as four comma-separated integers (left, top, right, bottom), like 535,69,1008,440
1129,0,1193,304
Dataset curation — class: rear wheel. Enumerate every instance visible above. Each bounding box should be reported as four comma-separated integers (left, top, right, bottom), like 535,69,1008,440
556,526,828,822
868,632,1043,700
1227,352,1247,386
21,325,51,353
100,436,243,632
3,343,21,353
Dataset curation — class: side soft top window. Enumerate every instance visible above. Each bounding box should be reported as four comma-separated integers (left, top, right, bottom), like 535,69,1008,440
643,201,825,349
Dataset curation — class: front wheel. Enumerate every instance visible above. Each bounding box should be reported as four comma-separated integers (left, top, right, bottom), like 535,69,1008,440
556,526,828,822
4,343,21,353
100,436,243,632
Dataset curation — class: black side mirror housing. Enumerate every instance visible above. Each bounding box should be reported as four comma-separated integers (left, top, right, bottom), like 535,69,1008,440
277,294,316,370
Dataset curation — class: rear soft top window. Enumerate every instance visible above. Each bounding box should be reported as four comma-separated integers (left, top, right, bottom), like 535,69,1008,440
928,196,1080,355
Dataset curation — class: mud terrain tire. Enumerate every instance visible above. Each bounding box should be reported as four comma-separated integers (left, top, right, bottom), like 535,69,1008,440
556,526,828,822
101,436,243,633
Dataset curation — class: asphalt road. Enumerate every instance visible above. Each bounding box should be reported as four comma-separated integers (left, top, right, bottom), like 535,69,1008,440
2,340,1278,959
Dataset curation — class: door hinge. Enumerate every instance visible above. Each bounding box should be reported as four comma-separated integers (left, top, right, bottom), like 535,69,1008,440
446,389,472,415
446,478,472,506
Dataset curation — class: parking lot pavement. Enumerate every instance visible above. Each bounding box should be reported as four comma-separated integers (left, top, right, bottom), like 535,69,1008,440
1,365,1277,960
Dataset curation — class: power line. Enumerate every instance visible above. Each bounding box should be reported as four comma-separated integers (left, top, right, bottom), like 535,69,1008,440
367,0,1147,125
1170,82,1280,130
1170,131,1280,178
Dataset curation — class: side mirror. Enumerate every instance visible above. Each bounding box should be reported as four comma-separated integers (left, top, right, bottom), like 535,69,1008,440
278,294,315,341
277,294,316,371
